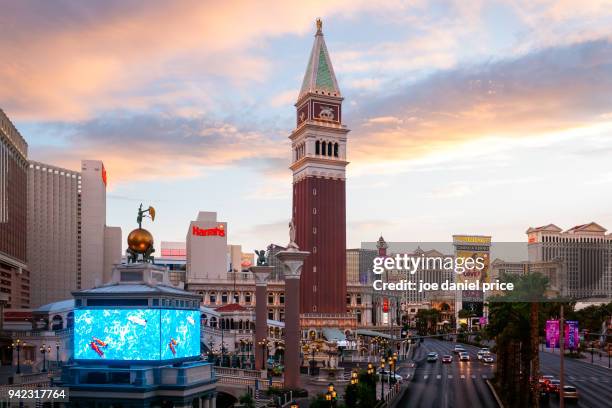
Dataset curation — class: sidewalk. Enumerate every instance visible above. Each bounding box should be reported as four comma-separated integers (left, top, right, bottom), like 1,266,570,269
541,347,611,370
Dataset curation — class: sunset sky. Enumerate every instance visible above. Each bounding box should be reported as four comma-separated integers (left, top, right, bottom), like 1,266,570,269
2,0,612,252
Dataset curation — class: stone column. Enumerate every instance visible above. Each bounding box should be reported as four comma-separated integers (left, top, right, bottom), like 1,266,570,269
276,249,309,389
203,396,210,408
250,265,273,371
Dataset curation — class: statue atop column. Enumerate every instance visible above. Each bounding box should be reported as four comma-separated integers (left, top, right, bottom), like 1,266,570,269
126,204,156,263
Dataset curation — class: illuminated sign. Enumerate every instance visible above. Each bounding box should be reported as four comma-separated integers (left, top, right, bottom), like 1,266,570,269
192,225,225,237
74,308,200,361
382,298,389,313
101,165,107,186
453,235,491,244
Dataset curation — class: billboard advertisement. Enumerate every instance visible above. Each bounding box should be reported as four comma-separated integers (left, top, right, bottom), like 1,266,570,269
160,309,200,360
546,320,560,348
454,235,491,306
545,320,579,349
565,320,580,350
74,308,200,361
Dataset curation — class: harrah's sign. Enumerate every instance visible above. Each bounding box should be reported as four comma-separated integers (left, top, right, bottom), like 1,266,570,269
192,225,225,237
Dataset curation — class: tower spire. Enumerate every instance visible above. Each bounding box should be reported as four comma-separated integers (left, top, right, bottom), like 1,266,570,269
298,18,341,101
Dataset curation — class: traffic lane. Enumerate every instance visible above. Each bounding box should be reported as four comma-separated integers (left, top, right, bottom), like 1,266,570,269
397,339,497,408
540,351,611,408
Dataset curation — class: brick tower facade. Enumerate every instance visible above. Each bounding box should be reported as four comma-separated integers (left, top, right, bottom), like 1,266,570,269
290,19,350,315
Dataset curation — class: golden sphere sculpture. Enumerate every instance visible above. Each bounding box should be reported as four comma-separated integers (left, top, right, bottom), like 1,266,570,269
127,228,154,254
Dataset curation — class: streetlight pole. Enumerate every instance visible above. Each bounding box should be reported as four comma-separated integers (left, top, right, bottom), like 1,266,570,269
40,344,50,373
380,357,386,401
12,339,23,374
559,304,565,408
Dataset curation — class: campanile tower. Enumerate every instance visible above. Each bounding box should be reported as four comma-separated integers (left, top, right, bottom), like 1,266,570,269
291,19,349,315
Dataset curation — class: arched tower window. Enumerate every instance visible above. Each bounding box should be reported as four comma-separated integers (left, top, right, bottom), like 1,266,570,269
322,141,327,156
315,140,320,155
334,143,339,157
328,142,332,156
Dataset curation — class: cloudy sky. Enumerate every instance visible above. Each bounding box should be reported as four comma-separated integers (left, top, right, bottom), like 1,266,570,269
3,0,612,252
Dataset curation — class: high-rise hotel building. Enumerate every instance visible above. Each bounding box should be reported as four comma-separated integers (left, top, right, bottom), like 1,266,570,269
27,159,122,307
27,161,81,306
527,222,612,299
0,109,30,308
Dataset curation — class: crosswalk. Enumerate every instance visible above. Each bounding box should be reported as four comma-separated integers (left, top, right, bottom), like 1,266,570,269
406,373,490,380
405,373,610,383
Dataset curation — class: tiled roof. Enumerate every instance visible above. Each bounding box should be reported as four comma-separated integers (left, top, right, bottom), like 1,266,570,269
215,303,248,313
298,21,341,100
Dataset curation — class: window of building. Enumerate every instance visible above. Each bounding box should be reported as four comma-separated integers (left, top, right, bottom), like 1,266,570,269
210,292,216,304
233,292,240,303
313,207,317,214
346,294,351,305
315,141,320,155
268,309,275,320
313,188,317,195
356,295,362,305
221,292,228,303
268,294,274,305
334,143,339,157
280,311,285,322
356,310,362,324
279,292,285,304
245,292,252,303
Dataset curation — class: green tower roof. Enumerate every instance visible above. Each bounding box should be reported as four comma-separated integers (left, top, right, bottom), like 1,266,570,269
298,20,341,101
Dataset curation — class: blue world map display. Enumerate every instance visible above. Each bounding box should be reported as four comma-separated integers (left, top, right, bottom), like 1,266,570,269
74,308,200,361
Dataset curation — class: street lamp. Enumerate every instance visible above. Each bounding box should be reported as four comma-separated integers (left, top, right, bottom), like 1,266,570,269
380,357,386,400
11,339,24,374
325,383,337,407
392,352,398,380
39,343,51,373
350,369,359,385
290,402,298,408
257,339,268,370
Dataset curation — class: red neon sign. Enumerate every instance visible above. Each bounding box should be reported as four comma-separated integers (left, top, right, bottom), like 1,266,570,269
192,225,225,237
383,298,389,313
101,165,107,186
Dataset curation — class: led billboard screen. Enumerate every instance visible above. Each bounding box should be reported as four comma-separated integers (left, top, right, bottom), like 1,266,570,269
74,308,200,361
160,309,200,360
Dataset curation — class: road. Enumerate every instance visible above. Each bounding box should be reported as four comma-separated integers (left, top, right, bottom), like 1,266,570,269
540,350,611,408
396,339,498,408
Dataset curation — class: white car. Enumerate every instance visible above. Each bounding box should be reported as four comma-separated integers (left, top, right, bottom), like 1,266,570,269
378,370,403,383
459,352,470,361
477,349,490,360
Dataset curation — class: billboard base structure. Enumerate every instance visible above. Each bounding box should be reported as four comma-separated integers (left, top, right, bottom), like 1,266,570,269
65,262,216,405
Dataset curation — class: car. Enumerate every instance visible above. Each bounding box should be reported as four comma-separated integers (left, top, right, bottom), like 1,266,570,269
442,355,453,363
459,352,470,361
547,379,560,393
482,355,494,364
378,370,403,383
477,349,491,360
561,385,578,400
453,345,466,354
427,352,438,362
